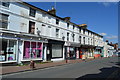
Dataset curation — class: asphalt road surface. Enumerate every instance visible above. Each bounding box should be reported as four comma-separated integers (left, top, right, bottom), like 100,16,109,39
2,57,120,79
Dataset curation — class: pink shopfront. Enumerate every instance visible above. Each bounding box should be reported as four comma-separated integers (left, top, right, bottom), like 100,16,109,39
23,41,43,60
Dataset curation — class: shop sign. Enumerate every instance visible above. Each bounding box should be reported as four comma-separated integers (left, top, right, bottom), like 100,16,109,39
96,47,101,49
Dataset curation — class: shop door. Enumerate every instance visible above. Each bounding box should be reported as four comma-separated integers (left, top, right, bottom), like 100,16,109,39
47,44,52,61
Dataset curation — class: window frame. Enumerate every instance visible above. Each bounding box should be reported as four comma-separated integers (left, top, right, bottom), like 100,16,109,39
67,32,69,41
29,21,35,34
73,25,75,30
56,19,59,25
2,2,10,7
56,28,59,37
0,13,9,29
67,23,69,28
29,8,36,17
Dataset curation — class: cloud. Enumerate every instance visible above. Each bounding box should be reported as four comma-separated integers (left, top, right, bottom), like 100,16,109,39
106,35,118,39
103,2,111,7
98,1,118,7
100,33,107,36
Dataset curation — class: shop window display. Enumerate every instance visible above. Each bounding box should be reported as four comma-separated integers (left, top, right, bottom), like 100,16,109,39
0,39,16,62
66,47,76,59
23,41,42,59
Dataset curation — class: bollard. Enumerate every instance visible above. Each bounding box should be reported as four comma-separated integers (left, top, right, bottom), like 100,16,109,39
66,59,68,63
30,60,35,70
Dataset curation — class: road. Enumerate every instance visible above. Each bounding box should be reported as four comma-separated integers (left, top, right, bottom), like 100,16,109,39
2,57,120,79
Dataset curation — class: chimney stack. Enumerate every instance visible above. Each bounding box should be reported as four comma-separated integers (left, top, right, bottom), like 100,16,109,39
110,42,112,45
48,6,56,15
63,17,71,21
78,24,87,29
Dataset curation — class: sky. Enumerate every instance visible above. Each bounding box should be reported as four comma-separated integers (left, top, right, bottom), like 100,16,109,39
27,2,118,44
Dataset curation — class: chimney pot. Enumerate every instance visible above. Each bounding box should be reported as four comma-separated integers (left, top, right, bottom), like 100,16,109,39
52,6,54,10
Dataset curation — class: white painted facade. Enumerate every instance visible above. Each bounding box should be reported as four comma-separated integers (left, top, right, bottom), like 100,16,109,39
0,2,105,63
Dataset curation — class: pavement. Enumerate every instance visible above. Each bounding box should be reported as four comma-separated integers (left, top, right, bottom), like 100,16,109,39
1,57,98,75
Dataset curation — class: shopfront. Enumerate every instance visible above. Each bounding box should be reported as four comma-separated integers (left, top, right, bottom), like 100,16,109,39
80,45,95,59
95,46,104,57
23,41,43,60
47,39,64,61
65,42,80,59
66,47,76,59
0,38,17,62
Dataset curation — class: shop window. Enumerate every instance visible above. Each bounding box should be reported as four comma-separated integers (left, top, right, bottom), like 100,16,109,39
67,32,69,41
69,47,75,58
23,41,42,59
29,21,35,34
29,8,36,17
52,44,62,58
56,19,59,25
0,39,16,62
0,13,9,29
56,28,59,37
2,2,10,7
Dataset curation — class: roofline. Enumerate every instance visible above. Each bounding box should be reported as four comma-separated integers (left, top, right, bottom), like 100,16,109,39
18,1,103,38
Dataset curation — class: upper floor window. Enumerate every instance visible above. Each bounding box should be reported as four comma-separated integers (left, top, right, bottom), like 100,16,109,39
79,36,81,44
73,25,75,30
29,21,35,34
0,13,9,29
2,2,10,7
29,8,36,17
83,37,85,44
67,32,69,41
91,39,92,45
42,24,45,26
73,34,75,42
79,28,81,33
88,31,89,35
67,23,69,29
83,29,85,34
48,26,51,28
56,28,59,37
56,19,59,25
88,38,89,45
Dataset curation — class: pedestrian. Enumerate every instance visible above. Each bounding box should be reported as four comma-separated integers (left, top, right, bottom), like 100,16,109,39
30,60,35,70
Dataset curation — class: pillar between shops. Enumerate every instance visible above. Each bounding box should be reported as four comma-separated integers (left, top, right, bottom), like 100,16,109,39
43,44,47,62
17,40,22,65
